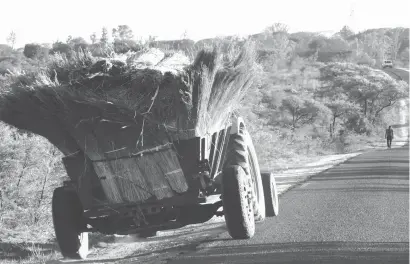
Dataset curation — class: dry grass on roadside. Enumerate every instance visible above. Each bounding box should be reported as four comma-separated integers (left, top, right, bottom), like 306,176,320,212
0,242,60,264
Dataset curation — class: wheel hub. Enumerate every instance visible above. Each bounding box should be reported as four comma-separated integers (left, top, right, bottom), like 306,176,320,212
243,176,253,217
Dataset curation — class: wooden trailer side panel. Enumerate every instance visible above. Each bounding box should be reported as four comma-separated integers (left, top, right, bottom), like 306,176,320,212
62,152,107,209
92,148,189,204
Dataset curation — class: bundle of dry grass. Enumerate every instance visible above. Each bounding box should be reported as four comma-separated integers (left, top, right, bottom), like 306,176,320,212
0,43,259,204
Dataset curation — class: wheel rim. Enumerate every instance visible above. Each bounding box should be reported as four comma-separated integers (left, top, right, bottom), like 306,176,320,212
271,178,278,213
243,176,253,219
248,147,260,207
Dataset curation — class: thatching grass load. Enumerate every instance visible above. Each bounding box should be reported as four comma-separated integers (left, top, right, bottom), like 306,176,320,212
0,43,260,204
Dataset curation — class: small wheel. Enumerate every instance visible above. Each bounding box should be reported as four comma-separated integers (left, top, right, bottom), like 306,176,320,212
222,165,255,239
262,172,279,217
52,187,88,259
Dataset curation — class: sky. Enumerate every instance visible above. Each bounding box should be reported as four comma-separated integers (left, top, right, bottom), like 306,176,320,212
1,0,409,48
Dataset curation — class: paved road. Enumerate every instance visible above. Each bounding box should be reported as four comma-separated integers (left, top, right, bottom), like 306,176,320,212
383,67,409,83
383,67,409,137
166,145,409,264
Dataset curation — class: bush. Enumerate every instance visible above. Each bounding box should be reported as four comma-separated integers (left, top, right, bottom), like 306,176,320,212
0,60,15,75
356,52,376,67
113,39,143,54
0,44,13,57
288,55,309,70
0,122,65,243
23,44,42,59
50,42,73,58
344,115,374,135
73,43,89,52
151,39,195,54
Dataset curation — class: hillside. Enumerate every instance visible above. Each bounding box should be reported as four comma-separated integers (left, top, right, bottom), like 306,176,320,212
1,26,408,75
151,26,410,66
349,27,409,52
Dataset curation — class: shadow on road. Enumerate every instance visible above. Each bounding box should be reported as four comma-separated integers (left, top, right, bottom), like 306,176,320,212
45,222,227,263
312,173,409,179
294,186,409,193
344,160,409,164
169,241,409,264
309,145,409,180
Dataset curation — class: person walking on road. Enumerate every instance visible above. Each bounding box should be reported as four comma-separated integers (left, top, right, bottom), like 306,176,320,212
385,126,394,148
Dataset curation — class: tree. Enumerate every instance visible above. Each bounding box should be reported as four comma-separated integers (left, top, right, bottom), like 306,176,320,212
259,34,296,70
100,27,109,45
352,37,363,56
338,25,354,40
66,35,73,44
113,39,142,53
319,62,409,125
148,35,157,43
280,95,330,131
321,95,359,137
308,38,326,51
112,25,134,41
0,44,13,56
0,123,65,231
399,47,409,65
390,28,404,61
322,38,349,52
50,41,73,57
264,23,289,35
90,32,97,44
356,52,376,67
68,37,87,45
23,43,42,59
362,30,392,65
6,31,16,49
181,30,189,40
371,80,408,121
67,37,88,51
344,114,374,134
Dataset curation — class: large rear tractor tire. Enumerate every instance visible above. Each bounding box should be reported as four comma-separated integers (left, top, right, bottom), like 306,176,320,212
261,172,279,217
222,165,255,239
52,187,88,259
224,132,266,221
222,130,265,239
245,132,266,222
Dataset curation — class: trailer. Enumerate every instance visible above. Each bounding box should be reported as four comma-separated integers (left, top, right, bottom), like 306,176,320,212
0,43,271,260
52,116,279,259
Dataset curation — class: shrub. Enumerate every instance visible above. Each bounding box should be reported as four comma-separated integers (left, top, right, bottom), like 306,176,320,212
0,122,65,243
344,115,374,135
73,43,89,52
113,39,143,54
23,44,42,59
356,52,376,67
0,44,13,57
49,42,73,58
0,60,15,75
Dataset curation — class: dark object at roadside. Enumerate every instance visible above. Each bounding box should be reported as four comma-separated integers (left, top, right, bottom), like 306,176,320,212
385,126,394,148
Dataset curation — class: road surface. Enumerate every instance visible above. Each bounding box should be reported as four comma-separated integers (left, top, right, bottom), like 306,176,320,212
48,67,410,263
383,68,409,138
383,67,409,83
164,145,409,264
